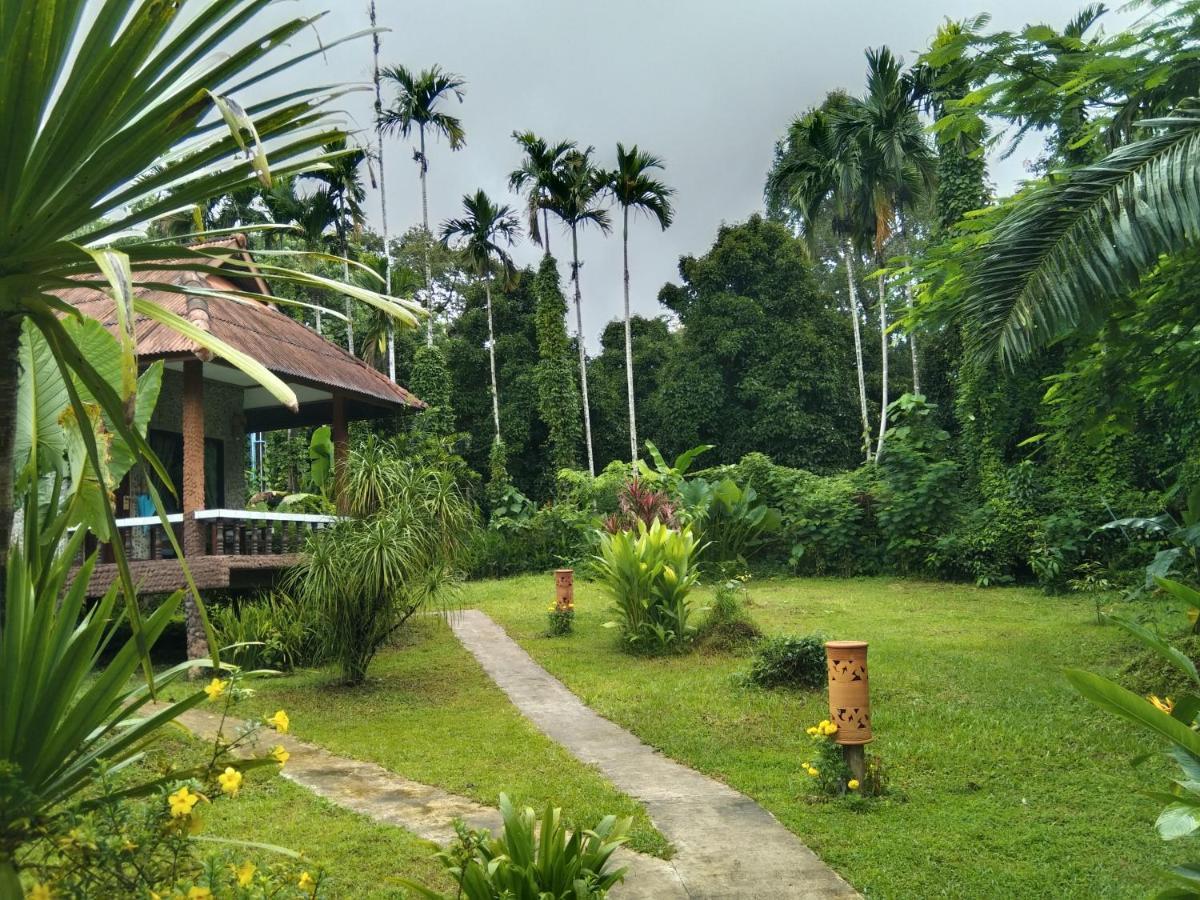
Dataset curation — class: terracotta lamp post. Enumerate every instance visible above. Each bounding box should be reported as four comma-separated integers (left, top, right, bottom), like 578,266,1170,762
825,640,872,781
554,569,574,612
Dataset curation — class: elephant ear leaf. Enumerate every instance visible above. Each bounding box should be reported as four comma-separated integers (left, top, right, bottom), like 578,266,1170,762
15,320,69,477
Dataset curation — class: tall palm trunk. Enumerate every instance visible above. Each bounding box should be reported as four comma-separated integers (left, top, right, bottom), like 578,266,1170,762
899,217,919,394
484,276,501,443
842,242,873,463
419,125,434,347
342,235,355,356
0,313,22,617
621,207,638,473
543,207,551,256
369,0,396,381
875,270,889,460
571,225,595,475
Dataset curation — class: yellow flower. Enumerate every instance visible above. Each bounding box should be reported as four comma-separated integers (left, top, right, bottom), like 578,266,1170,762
298,871,316,891
233,860,256,887
203,678,228,701
168,786,200,819
1150,695,1175,715
271,744,291,767
807,767,819,777
28,884,52,900
267,709,290,733
187,888,212,900
217,766,243,797
821,722,838,736
847,779,860,791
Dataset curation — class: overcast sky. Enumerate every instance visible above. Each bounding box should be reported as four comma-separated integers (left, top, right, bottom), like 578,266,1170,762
264,0,1119,350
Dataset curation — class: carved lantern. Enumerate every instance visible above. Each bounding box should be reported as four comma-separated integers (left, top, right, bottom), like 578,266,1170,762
554,569,574,612
825,640,872,745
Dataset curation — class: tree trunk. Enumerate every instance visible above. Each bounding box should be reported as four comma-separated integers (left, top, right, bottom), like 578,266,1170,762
419,125,434,347
622,207,638,474
369,0,396,381
875,271,890,461
544,207,551,256
0,314,23,617
571,225,595,476
842,243,873,463
484,277,501,443
342,248,355,357
899,214,919,395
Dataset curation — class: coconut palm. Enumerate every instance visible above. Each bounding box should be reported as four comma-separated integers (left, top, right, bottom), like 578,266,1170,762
544,148,612,476
603,144,674,472
378,64,466,345
509,132,577,255
440,190,522,444
768,94,876,462
835,47,936,457
302,137,368,354
960,108,1200,366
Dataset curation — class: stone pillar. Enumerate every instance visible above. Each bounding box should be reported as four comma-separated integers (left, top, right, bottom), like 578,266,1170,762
331,394,349,512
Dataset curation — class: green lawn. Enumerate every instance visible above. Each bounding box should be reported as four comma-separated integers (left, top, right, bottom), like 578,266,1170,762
226,618,670,858
458,574,1187,898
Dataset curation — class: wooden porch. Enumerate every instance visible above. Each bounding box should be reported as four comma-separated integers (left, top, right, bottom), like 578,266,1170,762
76,509,339,598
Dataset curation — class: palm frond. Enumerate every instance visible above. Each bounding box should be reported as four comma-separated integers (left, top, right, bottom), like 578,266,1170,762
960,107,1200,364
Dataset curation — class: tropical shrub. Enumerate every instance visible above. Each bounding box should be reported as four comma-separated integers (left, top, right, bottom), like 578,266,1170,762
289,459,474,684
876,395,961,571
695,572,763,653
594,520,702,653
602,479,677,533
470,503,594,578
402,794,630,900
746,634,827,689
785,469,882,576
683,478,781,565
211,592,323,672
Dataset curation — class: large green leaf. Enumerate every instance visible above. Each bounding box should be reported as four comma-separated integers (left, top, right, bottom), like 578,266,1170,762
1065,668,1200,756
14,319,68,476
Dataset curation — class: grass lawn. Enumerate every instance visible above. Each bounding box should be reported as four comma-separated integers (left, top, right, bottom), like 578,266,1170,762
459,574,1188,898
224,618,670,857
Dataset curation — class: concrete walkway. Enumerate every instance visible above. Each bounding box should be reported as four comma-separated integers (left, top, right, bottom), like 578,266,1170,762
449,610,860,900
173,707,685,898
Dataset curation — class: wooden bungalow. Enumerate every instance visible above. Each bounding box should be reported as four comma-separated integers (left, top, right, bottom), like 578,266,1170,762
59,235,423,597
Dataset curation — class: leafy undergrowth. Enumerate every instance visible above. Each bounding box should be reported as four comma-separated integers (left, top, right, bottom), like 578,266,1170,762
461,574,1185,899
224,618,670,858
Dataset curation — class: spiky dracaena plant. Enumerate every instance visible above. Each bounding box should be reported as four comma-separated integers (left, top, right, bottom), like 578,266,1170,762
0,1,425,651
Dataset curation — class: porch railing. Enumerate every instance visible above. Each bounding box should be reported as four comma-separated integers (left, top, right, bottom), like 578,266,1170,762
94,509,339,563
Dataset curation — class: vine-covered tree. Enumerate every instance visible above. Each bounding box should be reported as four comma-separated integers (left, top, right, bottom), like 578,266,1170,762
532,255,582,474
